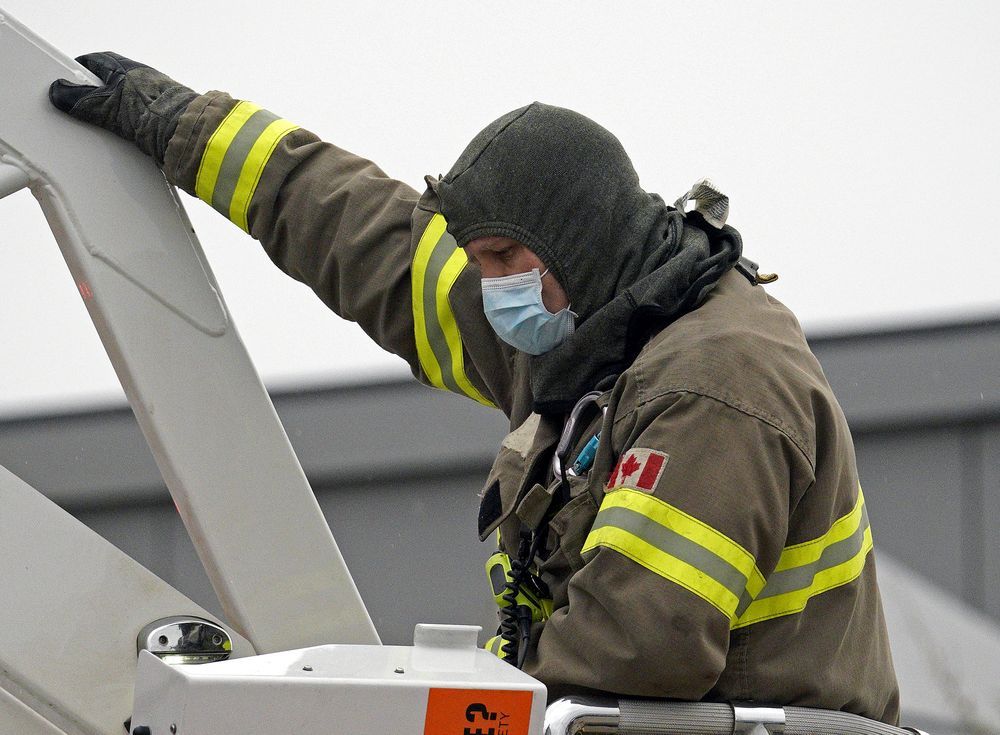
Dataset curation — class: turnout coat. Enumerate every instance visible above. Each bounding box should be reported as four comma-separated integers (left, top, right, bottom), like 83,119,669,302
162,91,900,724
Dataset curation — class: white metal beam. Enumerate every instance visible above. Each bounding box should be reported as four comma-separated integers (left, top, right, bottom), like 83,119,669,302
0,686,69,735
0,465,256,735
0,8,379,652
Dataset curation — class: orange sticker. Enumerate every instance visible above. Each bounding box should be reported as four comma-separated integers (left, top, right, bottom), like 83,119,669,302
423,688,533,735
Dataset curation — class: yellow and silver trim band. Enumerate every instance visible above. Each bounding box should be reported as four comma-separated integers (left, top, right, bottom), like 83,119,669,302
583,485,873,628
411,213,493,407
195,101,299,232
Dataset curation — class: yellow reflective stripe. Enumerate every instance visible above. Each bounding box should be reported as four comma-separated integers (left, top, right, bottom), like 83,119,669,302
487,636,499,655
437,248,493,406
585,523,743,616
773,487,865,571
733,486,873,629
582,488,763,619
734,527,873,628
195,101,260,204
411,213,494,407
228,118,300,232
746,564,767,600
485,635,507,659
581,486,874,628
412,214,447,389
590,489,761,583
194,101,298,232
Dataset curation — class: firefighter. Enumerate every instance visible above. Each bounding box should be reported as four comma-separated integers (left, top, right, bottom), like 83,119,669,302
51,53,899,723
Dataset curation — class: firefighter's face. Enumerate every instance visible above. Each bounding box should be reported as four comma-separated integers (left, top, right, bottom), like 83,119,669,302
465,236,570,313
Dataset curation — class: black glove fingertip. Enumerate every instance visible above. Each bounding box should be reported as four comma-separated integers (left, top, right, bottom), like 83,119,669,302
74,51,120,83
75,51,146,83
49,79,97,114
105,51,147,71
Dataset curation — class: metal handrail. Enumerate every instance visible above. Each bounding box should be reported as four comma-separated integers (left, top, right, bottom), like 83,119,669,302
543,697,930,735
544,696,620,735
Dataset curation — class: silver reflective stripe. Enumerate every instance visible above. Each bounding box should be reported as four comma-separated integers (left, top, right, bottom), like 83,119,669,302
753,506,871,602
421,228,463,395
487,636,504,656
735,588,754,618
210,108,281,216
587,505,750,603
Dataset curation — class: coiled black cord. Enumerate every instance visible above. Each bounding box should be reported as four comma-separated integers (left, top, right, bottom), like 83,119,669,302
499,532,544,668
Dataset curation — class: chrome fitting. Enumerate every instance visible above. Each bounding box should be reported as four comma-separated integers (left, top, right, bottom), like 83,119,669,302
138,616,232,665
733,704,786,735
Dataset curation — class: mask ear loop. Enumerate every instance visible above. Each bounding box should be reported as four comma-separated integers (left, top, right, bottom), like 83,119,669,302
537,268,575,317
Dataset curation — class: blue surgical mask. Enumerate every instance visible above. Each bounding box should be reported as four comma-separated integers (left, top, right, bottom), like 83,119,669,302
481,268,576,355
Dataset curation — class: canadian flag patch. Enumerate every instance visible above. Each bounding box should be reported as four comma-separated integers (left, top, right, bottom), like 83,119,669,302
607,449,669,493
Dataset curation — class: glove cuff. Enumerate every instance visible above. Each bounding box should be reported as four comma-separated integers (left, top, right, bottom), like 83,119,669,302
132,80,199,167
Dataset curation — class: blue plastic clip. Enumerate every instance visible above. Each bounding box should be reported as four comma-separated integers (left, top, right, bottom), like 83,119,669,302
571,433,600,475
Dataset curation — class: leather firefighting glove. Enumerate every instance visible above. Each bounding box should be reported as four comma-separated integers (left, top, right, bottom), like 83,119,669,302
49,52,197,167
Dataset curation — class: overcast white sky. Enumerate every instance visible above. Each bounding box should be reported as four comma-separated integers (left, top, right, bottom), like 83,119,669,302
1,0,998,417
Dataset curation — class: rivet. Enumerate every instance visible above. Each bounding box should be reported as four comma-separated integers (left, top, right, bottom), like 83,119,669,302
394,667,405,674
302,665,313,672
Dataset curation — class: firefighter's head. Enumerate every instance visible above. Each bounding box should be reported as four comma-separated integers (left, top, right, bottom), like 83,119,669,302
437,102,651,354
437,102,740,362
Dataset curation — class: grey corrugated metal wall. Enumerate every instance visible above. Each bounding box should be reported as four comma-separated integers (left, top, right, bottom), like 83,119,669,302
1,318,998,695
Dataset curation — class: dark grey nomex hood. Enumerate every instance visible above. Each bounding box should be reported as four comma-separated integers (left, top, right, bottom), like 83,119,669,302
436,102,742,414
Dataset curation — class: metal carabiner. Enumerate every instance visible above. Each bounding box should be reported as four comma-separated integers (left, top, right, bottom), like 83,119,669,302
551,391,606,483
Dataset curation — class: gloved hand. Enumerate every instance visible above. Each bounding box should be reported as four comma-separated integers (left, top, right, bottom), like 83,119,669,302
49,52,198,167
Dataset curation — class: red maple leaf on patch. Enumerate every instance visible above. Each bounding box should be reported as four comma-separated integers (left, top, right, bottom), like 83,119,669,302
619,454,641,480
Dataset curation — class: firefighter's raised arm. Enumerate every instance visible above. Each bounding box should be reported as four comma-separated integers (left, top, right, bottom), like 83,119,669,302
50,52,511,413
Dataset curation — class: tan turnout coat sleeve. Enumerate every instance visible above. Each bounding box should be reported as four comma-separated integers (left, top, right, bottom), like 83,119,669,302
163,91,521,415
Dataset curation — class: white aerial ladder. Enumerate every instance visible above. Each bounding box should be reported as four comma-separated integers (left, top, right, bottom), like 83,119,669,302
0,9,931,735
